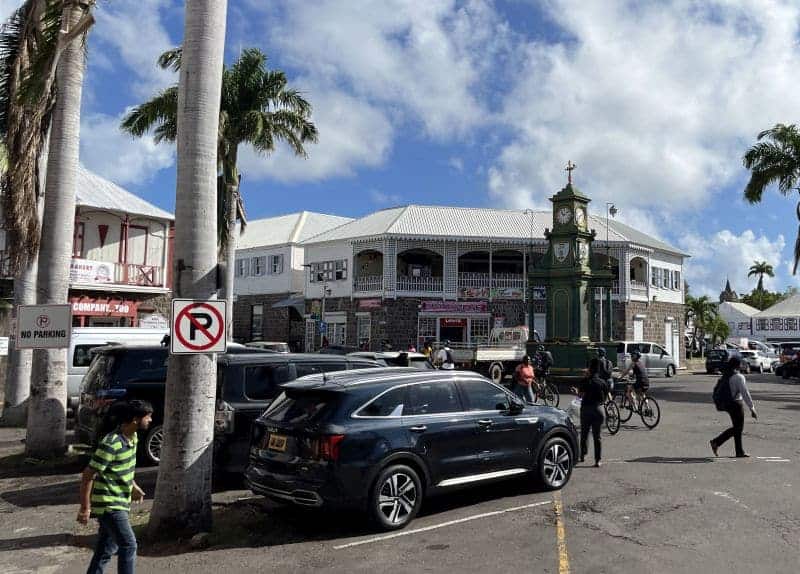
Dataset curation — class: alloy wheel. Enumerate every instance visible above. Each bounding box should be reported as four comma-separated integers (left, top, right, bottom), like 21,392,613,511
146,426,163,463
542,442,571,488
378,471,418,525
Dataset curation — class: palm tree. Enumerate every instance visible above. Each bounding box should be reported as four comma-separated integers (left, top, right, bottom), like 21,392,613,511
147,0,228,536
706,313,731,348
742,124,800,274
748,260,774,292
27,0,95,457
121,47,317,338
686,295,714,356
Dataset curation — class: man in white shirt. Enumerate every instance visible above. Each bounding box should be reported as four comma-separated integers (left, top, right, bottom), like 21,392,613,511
710,356,757,458
435,341,455,370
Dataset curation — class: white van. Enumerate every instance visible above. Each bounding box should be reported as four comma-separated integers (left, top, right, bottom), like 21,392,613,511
68,327,168,411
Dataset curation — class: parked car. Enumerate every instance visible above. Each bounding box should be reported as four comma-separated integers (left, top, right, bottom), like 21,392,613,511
616,341,677,377
76,344,380,467
319,345,360,355
705,348,741,374
245,341,291,353
67,327,169,413
739,350,773,374
777,342,800,364
245,368,578,531
347,351,434,369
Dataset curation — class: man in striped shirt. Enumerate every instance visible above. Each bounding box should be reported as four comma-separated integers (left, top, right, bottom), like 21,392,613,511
78,400,153,574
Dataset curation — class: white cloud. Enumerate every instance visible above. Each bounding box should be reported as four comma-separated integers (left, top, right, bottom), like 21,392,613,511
679,229,785,298
369,189,401,206
488,1,800,216
80,112,174,185
448,156,464,172
237,88,393,183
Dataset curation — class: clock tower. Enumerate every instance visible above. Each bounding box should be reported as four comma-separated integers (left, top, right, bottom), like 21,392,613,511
529,162,614,344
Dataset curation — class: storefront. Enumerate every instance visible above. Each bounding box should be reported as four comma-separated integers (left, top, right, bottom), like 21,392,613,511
416,301,491,347
70,296,141,327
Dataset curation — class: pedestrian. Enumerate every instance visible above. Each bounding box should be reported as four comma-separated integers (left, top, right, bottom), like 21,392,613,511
408,343,417,353
79,400,153,574
512,355,536,404
710,356,757,458
435,340,455,370
571,358,610,467
597,347,614,389
421,340,433,359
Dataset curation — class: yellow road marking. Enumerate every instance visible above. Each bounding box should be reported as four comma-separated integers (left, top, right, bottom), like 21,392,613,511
553,491,571,574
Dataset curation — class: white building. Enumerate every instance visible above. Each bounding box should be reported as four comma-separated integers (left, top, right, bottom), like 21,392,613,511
752,293,800,342
717,301,759,339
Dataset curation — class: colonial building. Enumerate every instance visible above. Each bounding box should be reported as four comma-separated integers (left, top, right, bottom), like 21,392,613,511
752,293,800,342
232,211,352,348
717,301,759,339
298,201,687,361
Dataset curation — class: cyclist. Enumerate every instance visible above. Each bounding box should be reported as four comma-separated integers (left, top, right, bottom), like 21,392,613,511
512,355,536,404
597,347,614,390
434,340,455,370
534,344,554,381
619,350,649,403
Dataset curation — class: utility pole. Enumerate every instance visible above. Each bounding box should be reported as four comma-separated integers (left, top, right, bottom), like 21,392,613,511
604,202,617,341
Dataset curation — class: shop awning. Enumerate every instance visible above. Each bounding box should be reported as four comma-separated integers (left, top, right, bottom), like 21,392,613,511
271,296,305,316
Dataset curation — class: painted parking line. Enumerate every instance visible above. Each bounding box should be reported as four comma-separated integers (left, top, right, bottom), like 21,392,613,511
757,456,791,462
553,491,571,574
333,500,551,550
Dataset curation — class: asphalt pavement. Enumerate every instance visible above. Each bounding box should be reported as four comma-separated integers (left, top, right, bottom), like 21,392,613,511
1,371,799,574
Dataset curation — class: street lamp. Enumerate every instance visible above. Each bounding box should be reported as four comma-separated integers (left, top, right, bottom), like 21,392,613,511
523,208,535,336
601,203,618,341
302,263,331,348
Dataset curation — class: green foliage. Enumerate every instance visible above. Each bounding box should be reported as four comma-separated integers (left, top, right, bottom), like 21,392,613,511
706,313,731,346
741,289,785,311
747,260,775,292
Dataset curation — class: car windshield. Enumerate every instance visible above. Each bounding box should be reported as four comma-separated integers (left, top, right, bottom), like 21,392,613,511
707,350,727,360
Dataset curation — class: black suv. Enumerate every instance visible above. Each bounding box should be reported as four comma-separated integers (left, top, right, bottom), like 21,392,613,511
705,349,741,374
76,345,379,468
245,368,578,531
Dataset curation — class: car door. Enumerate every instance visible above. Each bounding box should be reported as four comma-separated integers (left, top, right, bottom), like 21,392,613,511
651,344,669,374
637,343,654,375
456,378,532,473
401,380,478,486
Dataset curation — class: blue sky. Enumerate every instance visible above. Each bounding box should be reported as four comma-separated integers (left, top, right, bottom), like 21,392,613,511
3,0,800,298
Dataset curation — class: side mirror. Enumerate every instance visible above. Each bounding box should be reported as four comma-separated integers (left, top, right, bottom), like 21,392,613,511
508,400,524,414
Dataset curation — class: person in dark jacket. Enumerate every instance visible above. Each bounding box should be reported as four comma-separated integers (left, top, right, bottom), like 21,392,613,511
571,358,610,467
597,347,614,389
710,356,757,458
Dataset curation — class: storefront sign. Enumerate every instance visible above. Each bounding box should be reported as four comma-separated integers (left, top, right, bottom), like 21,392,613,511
440,318,467,327
531,287,546,300
139,313,168,329
358,298,382,309
70,297,139,318
421,301,487,314
458,287,490,299
70,259,115,285
491,287,524,300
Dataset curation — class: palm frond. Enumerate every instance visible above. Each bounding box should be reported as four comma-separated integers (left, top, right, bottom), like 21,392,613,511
120,86,178,140
157,47,182,71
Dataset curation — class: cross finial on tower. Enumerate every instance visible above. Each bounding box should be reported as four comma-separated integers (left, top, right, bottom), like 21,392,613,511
565,160,576,185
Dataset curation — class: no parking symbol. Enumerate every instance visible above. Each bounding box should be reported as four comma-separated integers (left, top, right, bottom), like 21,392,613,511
170,299,227,354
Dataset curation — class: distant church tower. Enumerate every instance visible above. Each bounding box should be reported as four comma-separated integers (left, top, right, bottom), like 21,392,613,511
719,278,739,303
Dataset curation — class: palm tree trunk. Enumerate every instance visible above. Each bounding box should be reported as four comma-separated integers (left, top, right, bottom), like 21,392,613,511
223,183,237,340
26,3,90,458
148,0,228,536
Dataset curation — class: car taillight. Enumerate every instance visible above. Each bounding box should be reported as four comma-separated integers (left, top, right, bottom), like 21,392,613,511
313,434,345,461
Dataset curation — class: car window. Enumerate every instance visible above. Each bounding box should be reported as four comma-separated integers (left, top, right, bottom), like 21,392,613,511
409,357,434,370
652,345,665,355
73,344,102,367
707,350,726,360
243,364,292,401
638,343,652,354
616,343,626,353
458,380,511,412
405,381,462,415
358,386,407,417
263,390,340,424
82,354,115,393
349,360,383,369
295,361,348,377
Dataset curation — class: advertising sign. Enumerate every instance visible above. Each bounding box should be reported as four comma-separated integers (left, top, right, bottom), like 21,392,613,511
69,259,115,284
421,301,488,314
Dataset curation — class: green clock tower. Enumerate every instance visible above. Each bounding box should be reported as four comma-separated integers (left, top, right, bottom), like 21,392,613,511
528,162,615,377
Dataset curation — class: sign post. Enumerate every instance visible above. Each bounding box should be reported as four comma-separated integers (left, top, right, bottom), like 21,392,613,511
15,305,72,349
170,299,227,354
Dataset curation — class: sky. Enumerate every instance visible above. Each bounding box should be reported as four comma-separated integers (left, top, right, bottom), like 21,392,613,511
2,0,800,299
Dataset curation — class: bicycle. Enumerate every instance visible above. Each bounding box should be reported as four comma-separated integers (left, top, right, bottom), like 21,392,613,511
604,395,621,435
533,371,560,408
613,377,661,429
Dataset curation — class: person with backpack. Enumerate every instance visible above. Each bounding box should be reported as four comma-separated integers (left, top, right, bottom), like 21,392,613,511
710,356,757,458
512,355,536,403
570,358,611,467
435,340,455,370
597,347,614,390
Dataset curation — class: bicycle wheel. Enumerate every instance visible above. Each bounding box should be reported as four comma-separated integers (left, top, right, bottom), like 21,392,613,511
543,383,560,408
639,396,661,429
616,394,634,422
604,401,620,435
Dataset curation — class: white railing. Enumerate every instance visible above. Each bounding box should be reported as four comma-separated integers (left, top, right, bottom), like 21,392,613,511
630,281,648,296
354,274,383,292
458,272,489,288
397,275,443,292
491,273,525,289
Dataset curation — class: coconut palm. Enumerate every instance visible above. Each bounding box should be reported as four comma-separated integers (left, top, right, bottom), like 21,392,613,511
748,260,774,292
686,295,714,356
147,0,228,535
742,124,800,274
706,313,731,348
121,47,317,337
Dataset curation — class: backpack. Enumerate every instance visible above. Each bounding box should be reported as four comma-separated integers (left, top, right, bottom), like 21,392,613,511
712,375,734,411
445,348,454,365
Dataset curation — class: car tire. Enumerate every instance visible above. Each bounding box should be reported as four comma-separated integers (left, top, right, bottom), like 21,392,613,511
665,365,675,378
757,364,764,374
140,423,163,466
536,436,574,490
489,363,504,385
369,464,422,531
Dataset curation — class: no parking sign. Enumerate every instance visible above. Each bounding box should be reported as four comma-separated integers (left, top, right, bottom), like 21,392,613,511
170,299,227,354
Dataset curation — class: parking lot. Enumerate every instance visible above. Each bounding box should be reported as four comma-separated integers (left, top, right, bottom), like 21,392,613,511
2,371,799,574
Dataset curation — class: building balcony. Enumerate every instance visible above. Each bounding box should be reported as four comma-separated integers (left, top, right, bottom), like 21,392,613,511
630,281,648,298
458,272,525,289
396,275,443,293
354,274,384,292
69,258,166,291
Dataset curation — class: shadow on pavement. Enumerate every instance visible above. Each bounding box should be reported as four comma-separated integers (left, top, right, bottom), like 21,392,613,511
0,532,94,552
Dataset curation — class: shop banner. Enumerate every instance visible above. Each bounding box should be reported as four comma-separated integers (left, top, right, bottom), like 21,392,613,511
491,287,524,300
458,287,490,299
421,301,487,314
358,298,382,309
70,297,139,317
70,259,115,284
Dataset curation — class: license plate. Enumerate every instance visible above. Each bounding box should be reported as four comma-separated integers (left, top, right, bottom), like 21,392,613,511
267,434,288,452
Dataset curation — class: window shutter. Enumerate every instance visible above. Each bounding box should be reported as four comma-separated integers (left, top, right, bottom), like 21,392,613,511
278,255,284,274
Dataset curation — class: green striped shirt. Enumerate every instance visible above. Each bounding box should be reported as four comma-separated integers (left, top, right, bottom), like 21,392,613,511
89,431,138,516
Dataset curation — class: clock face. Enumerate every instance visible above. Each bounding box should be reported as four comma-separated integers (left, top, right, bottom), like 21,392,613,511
575,208,586,228
556,207,573,225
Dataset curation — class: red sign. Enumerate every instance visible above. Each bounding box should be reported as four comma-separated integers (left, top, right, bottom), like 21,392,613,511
358,298,382,309
69,297,139,318
440,318,467,327
421,301,488,314
174,302,225,352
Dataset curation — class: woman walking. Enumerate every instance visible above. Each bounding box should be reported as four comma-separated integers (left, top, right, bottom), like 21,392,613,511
571,358,610,467
710,356,757,458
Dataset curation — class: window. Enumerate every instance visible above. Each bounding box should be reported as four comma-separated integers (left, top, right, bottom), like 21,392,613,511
329,322,347,346
458,380,510,412
243,364,291,400
405,381,462,415
417,315,437,349
250,304,263,340
771,318,784,331
738,321,750,331
73,222,85,258
357,314,371,349
785,318,798,331
662,269,669,289
73,344,101,367
236,259,249,277
638,343,652,353
270,254,284,275
358,386,407,417
335,259,347,280
295,361,347,378
470,317,490,345
310,259,347,282
251,256,264,276
652,345,665,355
651,267,660,287
756,318,768,331
673,271,681,290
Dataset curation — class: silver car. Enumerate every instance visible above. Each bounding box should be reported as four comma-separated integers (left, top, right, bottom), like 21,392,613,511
616,341,678,378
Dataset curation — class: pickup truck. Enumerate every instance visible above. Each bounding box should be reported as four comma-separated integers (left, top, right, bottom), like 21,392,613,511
443,326,541,384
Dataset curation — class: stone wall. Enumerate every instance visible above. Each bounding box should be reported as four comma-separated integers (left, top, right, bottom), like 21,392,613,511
622,300,686,359
234,293,305,349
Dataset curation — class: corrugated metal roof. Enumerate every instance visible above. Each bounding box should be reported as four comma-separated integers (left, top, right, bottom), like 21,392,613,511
755,293,800,317
301,204,680,255
720,301,760,317
76,166,173,220
238,211,352,249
